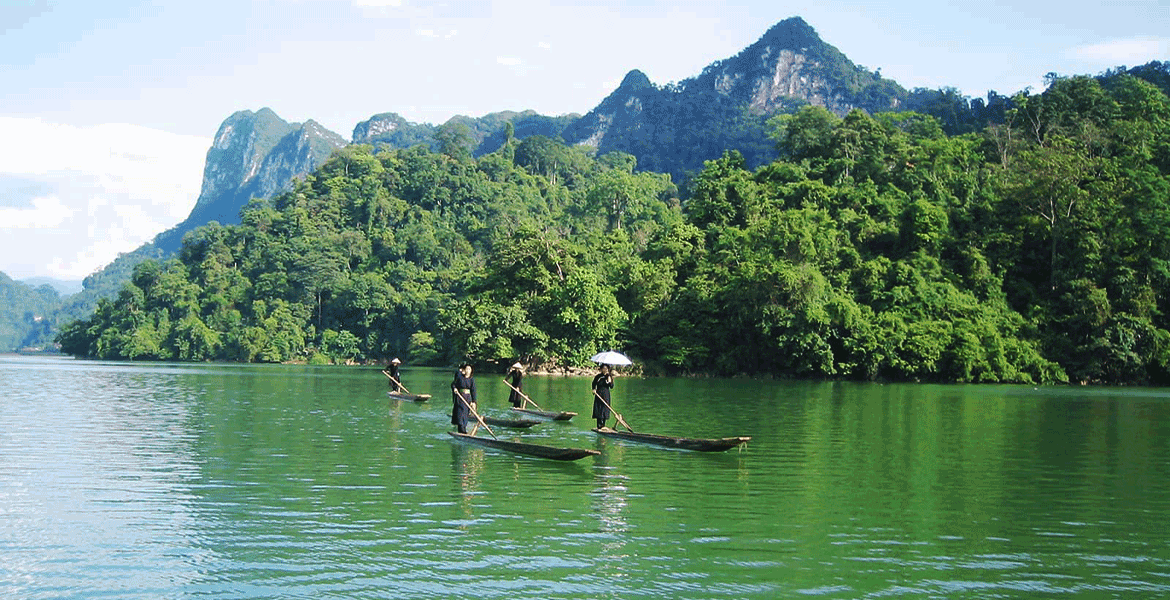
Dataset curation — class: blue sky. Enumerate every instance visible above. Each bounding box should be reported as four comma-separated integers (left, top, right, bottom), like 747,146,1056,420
2,0,1168,281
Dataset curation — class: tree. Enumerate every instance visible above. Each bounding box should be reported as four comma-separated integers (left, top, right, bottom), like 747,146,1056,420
768,105,839,161
435,122,474,162
1001,135,1095,291
684,150,758,230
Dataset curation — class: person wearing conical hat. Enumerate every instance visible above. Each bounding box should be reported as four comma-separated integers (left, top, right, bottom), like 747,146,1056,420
384,358,403,392
506,361,525,408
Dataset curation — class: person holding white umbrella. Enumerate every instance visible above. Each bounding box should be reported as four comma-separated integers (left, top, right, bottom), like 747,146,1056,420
589,350,633,431
591,364,615,430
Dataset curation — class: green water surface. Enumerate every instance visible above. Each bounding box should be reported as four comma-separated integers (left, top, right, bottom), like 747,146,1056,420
1,356,1168,599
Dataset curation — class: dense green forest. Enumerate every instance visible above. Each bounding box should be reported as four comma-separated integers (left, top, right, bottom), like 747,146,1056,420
58,73,1170,384
0,273,62,351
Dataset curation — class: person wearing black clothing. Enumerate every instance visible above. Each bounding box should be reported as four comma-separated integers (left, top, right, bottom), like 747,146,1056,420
450,364,477,434
506,362,524,408
385,358,403,392
591,364,614,430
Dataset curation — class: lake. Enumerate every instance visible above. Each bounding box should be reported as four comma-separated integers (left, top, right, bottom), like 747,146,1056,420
2,355,1169,598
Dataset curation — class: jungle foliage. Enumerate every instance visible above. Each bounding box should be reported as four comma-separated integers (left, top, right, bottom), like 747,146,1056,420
58,74,1170,384
0,272,62,351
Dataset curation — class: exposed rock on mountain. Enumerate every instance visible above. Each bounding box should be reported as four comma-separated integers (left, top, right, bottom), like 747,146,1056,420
353,112,435,148
155,109,346,253
692,16,903,115
560,70,655,150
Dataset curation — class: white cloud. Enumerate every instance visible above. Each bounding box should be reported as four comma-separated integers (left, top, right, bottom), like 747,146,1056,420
497,56,523,67
0,117,210,280
416,28,457,39
351,0,407,18
1070,37,1170,64
0,195,72,229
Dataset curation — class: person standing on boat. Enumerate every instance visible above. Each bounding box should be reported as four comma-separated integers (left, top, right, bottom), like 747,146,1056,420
506,362,525,408
384,358,403,392
451,363,478,434
591,364,615,430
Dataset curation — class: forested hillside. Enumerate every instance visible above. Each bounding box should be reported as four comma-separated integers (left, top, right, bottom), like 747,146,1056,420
0,273,61,351
58,74,1170,384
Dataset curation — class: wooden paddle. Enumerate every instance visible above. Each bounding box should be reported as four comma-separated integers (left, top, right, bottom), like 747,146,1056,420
455,388,496,439
382,370,409,393
502,378,543,410
592,389,634,432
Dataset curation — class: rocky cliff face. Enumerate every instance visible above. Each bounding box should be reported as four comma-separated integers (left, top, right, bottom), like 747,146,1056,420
712,48,851,113
156,110,345,251
693,17,902,116
191,108,294,217
352,113,436,148
561,70,655,150
245,119,346,212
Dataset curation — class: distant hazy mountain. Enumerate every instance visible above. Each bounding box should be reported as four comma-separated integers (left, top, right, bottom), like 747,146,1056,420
19,276,83,296
0,272,60,351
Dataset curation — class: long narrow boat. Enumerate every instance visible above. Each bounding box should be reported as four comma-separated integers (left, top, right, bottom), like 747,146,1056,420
448,432,600,461
592,428,750,452
483,416,542,429
387,390,431,402
510,407,578,421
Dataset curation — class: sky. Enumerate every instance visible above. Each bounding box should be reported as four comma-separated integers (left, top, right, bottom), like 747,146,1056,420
2,0,1167,283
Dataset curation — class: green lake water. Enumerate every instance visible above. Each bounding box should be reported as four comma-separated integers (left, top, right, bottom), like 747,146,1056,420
2,355,1169,598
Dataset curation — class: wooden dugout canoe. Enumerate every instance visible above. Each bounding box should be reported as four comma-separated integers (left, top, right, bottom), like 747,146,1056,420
510,407,578,421
482,416,542,428
591,428,751,452
448,432,600,461
387,391,431,402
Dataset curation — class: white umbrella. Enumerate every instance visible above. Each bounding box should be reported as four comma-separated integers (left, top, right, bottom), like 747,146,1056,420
590,350,632,366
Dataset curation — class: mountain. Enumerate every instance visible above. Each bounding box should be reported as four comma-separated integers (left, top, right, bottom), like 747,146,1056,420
19,276,83,296
352,112,435,148
352,110,578,156
39,17,914,335
0,272,61,351
58,108,347,320
690,16,903,115
352,17,907,183
51,15,1094,335
154,108,347,253
559,17,907,181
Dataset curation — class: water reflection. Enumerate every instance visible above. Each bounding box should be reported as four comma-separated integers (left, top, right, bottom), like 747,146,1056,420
449,443,485,524
587,441,631,586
